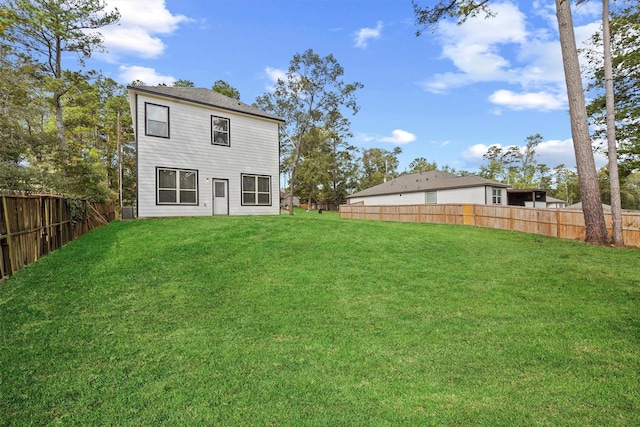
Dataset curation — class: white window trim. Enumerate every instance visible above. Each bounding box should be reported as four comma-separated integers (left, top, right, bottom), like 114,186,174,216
426,191,437,204
492,187,502,205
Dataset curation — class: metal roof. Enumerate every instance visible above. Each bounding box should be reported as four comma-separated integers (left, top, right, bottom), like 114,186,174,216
347,170,508,198
127,86,284,123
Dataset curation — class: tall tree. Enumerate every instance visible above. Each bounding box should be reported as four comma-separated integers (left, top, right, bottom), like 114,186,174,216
255,49,363,215
413,0,608,244
358,147,402,190
586,3,640,173
408,157,438,173
1,0,120,154
601,0,622,245
556,0,607,244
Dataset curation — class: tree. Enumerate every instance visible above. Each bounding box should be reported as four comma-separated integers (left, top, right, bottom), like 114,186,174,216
1,0,120,154
586,3,640,173
212,80,241,100
254,49,363,214
408,157,438,173
601,0,622,245
173,79,195,88
358,147,402,190
413,0,608,244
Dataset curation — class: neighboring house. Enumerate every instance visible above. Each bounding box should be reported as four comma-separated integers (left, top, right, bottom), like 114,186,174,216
280,192,300,208
545,196,566,209
346,170,509,206
128,86,284,217
565,202,612,211
507,189,567,209
507,189,547,208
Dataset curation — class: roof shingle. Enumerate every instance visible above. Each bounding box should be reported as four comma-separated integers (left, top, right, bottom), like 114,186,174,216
347,170,508,198
127,86,284,123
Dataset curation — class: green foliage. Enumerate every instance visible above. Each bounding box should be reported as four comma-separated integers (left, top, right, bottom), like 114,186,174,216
211,79,241,100
173,79,195,88
585,3,640,172
1,216,639,424
413,0,494,34
358,146,402,190
254,49,363,212
408,156,437,173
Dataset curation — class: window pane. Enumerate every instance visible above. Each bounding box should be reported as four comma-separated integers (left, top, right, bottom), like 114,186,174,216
159,189,176,203
243,193,255,204
148,121,168,137
147,104,167,121
214,133,229,145
180,171,197,189
243,175,255,191
215,182,225,197
180,190,197,204
258,193,270,204
159,170,176,188
426,192,436,203
258,176,270,192
213,118,228,132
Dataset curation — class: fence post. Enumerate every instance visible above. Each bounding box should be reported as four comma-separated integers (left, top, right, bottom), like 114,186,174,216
2,195,16,276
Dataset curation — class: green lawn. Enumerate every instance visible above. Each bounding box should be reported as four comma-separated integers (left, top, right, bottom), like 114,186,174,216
1,211,638,425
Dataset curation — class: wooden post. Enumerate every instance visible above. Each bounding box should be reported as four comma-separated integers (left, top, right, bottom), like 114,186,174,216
2,195,16,276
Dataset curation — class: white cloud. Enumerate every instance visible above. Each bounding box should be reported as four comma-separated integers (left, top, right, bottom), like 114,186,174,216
354,21,383,48
419,1,601,112
101,0,190,59
461,138,607,170
489,89,566,111
263,66,288,91
378,129,416,145
118,65,176,85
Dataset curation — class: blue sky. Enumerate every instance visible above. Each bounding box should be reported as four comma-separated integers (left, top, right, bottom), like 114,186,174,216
91,0,608,173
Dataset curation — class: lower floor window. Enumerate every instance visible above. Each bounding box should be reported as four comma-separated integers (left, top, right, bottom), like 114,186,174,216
492,187,502,204
157,167,198,205
242,174,271,205
426,191,437,204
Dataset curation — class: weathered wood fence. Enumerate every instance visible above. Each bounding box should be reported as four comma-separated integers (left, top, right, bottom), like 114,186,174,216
339,204,640,248
0,194,116,282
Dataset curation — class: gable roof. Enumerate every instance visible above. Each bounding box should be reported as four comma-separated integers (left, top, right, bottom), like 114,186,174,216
127,86,284,123
347,170,508,198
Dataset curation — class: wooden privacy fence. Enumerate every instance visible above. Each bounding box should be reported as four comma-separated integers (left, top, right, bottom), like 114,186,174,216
0,194,116,282
339,203,640,248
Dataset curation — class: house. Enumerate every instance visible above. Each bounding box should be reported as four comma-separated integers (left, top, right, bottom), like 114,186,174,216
128,86,284,217
346,170,509,206
279,192,300,209
545,196,566,209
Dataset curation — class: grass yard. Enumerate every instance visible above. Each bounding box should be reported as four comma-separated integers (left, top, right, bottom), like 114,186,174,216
1,210,639,425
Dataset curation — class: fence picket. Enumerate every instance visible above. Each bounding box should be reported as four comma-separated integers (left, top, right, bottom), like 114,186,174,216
0,194,116,282
340,203,640,248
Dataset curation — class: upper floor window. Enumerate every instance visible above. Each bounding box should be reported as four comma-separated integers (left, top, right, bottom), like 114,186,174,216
492,188,502,205
212,116,230,146
146,103,169,138
157,167,198,205
242,174,271,206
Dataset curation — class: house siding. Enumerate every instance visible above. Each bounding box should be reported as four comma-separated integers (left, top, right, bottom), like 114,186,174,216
133,92,280,217
349,186,506,206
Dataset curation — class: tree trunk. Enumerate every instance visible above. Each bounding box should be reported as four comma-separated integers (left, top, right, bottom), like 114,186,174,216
555,0,608,245
55,36,67,154
603,0,623,245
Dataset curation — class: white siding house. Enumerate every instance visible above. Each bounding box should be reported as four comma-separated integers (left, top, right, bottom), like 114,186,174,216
347,170,508,206
128,86,284,217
